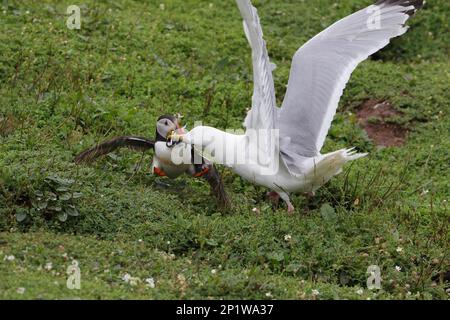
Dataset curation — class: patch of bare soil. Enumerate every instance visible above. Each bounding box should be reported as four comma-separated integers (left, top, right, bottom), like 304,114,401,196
0,115,16,137
356,100,407,147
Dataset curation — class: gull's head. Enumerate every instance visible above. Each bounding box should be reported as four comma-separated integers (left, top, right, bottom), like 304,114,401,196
155,114,185,142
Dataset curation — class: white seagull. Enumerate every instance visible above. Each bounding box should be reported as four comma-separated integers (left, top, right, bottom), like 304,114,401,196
169,0,424,213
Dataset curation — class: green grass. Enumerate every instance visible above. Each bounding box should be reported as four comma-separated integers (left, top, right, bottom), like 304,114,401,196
0,0,449,299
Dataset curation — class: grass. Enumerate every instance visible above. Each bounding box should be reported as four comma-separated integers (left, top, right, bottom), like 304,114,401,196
0,0,449,299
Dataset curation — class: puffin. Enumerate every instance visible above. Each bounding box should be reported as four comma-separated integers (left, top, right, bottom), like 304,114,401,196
167,0,424,213
75,114,230,210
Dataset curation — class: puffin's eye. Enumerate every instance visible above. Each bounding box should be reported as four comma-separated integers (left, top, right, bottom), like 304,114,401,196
164,121,168,126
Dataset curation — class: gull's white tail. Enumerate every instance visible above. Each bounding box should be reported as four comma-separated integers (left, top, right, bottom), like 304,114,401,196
343,147,369,162
306,148,368,192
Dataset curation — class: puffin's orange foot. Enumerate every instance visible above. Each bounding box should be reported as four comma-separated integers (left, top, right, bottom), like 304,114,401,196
153,167,167,177
194,166,210,178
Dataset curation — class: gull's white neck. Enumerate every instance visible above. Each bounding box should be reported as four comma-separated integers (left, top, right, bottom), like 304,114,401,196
184,126,246,168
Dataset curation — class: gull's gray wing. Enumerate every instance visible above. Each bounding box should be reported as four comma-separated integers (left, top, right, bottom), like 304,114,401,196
236,0,280,167
279,0,424,159
236,0,278,133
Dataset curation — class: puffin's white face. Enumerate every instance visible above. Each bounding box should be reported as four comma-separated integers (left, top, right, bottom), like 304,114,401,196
156,118,178,139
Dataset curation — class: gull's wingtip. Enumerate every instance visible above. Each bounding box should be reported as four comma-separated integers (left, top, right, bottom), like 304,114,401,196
375,0,425,16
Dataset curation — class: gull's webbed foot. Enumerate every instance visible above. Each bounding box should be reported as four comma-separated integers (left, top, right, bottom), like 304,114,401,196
266,191,280,207
287,203,295,214
303,191,315,199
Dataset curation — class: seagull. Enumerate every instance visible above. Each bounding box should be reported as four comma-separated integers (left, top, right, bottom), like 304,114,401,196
168,0,424,213
75,114,230,210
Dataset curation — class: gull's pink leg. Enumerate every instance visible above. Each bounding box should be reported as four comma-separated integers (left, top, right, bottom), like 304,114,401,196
279,192,295,215
287,202,295,214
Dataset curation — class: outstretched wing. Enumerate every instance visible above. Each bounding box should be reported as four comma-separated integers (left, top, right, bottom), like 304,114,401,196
75,136,154,164
279,0,423,158
236,0,278,133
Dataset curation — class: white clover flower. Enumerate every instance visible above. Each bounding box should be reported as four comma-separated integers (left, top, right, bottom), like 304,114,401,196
396,247,403,253
16,287,26,294
44,262,53,271
159,3,165,10
395,266,402,272
265,292,272,298
122,273,140,286
211,269,217,275
122,273,131,282
312,289,320,296
356,288,364,295
4,255,15,261
145,277,155,288
284,234,292,242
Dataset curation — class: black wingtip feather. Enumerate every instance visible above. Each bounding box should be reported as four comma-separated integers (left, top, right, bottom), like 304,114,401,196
375,0,425,16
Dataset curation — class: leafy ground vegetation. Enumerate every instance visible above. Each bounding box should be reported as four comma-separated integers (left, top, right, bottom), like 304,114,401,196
0,0,449,299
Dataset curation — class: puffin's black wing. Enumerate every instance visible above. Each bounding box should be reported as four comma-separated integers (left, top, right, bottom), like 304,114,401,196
202,165,231,211
75,136,154,164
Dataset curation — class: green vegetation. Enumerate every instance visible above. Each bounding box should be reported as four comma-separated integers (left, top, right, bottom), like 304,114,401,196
0,0,449,299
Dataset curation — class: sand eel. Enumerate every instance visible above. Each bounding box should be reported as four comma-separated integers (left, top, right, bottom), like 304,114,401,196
168,0,424,213
75,114,230,210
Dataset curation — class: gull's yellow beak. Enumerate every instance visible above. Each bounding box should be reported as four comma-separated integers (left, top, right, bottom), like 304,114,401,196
167,130,183,143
